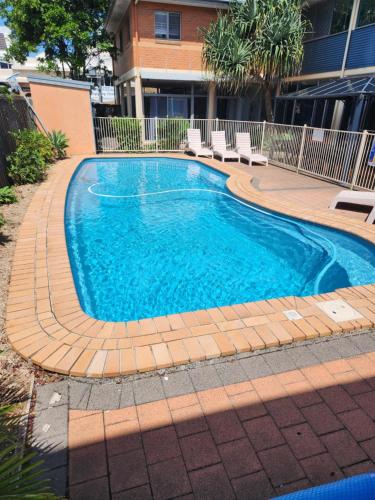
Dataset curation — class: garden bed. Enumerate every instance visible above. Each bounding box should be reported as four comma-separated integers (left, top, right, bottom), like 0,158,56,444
0,182,59,388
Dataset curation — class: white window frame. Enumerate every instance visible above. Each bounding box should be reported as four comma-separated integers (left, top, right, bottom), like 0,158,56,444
154,11,181,41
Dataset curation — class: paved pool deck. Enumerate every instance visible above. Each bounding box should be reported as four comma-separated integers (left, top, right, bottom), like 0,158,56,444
242,163,367,221
33,330,375,498
6,154,375,378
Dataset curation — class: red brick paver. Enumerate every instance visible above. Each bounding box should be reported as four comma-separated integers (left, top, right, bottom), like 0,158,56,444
68,351,375,499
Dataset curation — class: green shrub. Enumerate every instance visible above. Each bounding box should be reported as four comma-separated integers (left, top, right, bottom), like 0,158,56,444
0,186,17,205
0,213,5,228
48,130,69,159
157,118,189,150
111,117,141,151
0,86,14,104
7,129,54,185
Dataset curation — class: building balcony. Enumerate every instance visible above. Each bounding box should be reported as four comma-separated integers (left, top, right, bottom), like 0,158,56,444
346,23,375,70
301,31,347,75
301,23,375,77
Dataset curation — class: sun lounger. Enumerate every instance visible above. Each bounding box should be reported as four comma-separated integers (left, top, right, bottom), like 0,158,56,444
330,190,375,224
186,129,213,158
235,132,268,166
211,131,240,162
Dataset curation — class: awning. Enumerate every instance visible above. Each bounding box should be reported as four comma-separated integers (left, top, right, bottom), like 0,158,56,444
278,77,375,100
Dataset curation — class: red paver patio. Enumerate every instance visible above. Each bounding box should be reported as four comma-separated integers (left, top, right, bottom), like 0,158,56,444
68,351,375,499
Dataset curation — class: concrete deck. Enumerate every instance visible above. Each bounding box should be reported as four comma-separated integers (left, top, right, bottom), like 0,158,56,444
248,164,366,221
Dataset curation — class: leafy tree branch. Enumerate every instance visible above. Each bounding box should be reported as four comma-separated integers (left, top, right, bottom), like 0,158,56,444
0,0,115,79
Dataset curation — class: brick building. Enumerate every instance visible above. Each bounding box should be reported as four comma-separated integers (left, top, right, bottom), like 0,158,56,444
105,0,262,121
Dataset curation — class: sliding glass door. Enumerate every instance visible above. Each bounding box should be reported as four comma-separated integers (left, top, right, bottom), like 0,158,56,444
147,95,189,118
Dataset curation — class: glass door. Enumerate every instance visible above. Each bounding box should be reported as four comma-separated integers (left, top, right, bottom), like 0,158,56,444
167,97,188,118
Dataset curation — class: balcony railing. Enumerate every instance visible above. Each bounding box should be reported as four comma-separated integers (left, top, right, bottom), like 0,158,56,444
301,23,375,76
302,32,347,75
346,23,375,70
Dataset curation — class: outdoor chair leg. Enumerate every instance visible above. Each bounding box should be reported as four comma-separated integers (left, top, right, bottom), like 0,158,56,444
366,207,375,225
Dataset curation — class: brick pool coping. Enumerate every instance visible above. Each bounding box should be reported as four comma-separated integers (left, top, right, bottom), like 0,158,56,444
6,154,375,378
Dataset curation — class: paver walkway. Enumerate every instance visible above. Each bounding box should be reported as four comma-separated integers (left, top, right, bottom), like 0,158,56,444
247,163,367,221
33,331,375,499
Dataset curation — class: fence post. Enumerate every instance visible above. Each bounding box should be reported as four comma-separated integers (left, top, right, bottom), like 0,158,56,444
350,130,368,189
215,117,219,131
297,124,307,174
261,120,266,155
155,116,159,152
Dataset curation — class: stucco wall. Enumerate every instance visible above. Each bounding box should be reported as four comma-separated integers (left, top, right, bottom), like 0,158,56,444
29,81,96,155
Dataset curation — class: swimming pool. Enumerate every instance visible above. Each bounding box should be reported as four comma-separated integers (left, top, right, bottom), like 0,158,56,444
65,157,375,322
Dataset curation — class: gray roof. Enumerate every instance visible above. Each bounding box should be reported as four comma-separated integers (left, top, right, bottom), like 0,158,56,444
28,74,93,90
0,33,7,51
278,77,375,100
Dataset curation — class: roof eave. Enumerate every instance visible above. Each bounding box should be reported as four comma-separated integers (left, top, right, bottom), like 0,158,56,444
105,0,229,33
105,0,131,34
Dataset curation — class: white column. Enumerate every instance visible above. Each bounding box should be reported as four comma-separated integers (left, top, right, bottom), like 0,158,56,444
190,83,194,120
119,83,126,116
115,84,121,105
134,74,144,119
126,80,133,117
207,81,216,119
331,100,345,130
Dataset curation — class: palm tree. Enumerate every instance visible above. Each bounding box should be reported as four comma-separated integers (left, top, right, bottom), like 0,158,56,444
201,0,310,121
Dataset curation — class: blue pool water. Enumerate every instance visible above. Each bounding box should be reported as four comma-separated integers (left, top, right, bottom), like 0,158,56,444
65,157,375,322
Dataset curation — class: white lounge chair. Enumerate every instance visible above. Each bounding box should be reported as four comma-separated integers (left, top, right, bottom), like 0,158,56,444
235,133,268,166
186,129,213,158
330,190,375,224
211,131,240,162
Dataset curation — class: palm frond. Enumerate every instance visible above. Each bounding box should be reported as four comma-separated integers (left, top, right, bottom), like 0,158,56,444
202,0,311,92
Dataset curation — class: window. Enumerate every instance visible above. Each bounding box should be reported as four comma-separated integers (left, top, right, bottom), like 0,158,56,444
303,0,352,39
155,11,181,40
330,0,352,34
357,0,375,27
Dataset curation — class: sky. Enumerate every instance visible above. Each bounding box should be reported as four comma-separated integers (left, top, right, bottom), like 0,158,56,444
0,18,43,60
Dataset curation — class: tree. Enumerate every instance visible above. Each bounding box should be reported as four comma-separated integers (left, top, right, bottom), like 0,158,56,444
201,0,310,121
0,0,113,79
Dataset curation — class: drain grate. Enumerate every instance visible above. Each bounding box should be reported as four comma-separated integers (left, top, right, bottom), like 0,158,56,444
283,310,303,320
316,299,363,322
